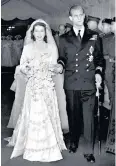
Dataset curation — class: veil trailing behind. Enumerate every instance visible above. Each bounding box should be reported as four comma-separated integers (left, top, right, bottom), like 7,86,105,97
5,19,67,162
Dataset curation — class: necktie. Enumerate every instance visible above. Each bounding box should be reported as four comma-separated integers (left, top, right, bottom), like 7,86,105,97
78,30,81,41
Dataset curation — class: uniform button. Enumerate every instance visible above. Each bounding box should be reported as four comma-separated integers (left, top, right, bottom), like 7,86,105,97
76,59,78,61
76,53,78,56
76,64,78,66
76,70,78,72
86,69,89,72
86,64,89,66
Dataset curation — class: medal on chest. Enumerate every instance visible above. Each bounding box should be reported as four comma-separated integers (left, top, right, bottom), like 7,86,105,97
88,46,94,62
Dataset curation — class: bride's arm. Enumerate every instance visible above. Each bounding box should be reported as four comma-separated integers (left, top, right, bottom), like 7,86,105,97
51,44,58,65
50,44,63,74
20,45,31,74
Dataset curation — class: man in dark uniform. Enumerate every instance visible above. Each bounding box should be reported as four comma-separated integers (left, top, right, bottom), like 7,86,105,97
102,18,112,36
103,18,115,153
54,24,66,47
57,5,104,163
87,15,103,37
87,15,104,54
102,18,114,108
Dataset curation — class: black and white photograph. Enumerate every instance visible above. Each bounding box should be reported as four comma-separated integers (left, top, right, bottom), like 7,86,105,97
1,0,115,166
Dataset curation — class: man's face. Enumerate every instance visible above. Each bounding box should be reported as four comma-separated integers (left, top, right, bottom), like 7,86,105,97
69,8,85,26
111,22,116,34
102,23,111,34
87,21,98,30
59,25,66,35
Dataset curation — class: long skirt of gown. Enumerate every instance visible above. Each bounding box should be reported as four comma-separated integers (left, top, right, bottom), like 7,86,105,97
7,68,69,132
5,76,66,162
7,67,26,128
53,73,69,133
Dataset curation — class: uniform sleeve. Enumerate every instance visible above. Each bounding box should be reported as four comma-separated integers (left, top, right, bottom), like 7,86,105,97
57,36,67,69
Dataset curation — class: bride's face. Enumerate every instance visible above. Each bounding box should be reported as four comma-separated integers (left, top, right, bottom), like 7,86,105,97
33,25,45,41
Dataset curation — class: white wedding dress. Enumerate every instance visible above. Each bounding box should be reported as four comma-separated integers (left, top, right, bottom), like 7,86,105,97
5,43,66,162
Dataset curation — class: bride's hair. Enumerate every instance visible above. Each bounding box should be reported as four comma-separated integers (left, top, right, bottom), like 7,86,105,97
31,22,47,42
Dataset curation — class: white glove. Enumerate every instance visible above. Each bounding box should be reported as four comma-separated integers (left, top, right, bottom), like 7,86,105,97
95,74,102,89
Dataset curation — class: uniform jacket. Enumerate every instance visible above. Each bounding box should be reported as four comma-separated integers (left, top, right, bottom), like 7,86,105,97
58,27,104,90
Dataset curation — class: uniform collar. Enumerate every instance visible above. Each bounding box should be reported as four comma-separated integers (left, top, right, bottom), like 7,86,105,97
66,27,95,51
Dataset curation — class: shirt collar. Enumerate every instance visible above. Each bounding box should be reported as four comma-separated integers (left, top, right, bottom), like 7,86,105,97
73,26,85,38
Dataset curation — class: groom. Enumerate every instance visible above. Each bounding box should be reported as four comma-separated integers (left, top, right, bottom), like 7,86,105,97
53,5,104,163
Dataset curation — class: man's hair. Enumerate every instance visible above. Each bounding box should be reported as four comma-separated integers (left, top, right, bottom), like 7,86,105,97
69,5,85,16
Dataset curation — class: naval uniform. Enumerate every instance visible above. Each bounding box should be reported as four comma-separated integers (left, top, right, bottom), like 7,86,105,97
58,27,104,153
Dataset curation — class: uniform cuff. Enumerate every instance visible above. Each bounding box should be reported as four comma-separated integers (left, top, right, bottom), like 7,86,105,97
59,70,63,74
95,69,102,77
96,66,102,72
57,60,65,69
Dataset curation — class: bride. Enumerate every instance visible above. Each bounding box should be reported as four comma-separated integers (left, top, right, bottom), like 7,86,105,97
5,19,66,162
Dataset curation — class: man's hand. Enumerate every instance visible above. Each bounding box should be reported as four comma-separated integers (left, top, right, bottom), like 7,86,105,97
49,64,63,74
95,74,102,89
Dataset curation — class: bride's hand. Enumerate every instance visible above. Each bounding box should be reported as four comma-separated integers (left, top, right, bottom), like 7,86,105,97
20,62,31,75
49,64,63,74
